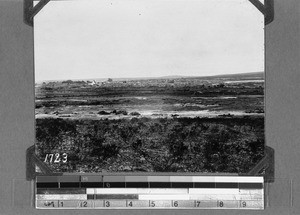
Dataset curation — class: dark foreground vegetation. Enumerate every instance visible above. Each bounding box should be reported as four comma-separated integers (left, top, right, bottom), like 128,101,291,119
36,116,264,173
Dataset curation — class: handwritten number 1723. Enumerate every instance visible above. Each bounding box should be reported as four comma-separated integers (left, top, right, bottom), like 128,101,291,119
44,153,67,163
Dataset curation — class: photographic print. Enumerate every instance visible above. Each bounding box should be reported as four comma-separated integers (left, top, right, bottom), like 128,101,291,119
34,0,265,173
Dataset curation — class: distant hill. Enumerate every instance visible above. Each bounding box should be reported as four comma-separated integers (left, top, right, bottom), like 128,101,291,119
196,72,264,80
37,72,264,83
105,72,263,81
94,72,264,82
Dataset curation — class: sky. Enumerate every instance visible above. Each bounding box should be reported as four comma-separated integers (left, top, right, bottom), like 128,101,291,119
34,0,264,82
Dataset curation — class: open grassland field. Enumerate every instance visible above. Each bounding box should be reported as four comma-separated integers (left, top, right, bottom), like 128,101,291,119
35,72,264,119
35,72,265,173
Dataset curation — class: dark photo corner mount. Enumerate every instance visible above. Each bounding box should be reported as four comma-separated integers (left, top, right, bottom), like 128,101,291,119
24,0,50,27
25,0,275,183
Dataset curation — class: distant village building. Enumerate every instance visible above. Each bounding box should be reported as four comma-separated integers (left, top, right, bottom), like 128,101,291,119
88,80,97,86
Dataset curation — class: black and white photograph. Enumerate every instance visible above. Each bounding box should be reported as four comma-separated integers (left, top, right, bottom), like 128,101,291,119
4,0,300,213
34,0,265,173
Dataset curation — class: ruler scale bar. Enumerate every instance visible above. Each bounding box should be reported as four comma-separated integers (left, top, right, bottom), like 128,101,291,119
126,182,149,188
96,194,139,199
36,200,264,209
36,182,263,189
81,182,103,188
37,183,59,188
37,188,86,194
36,176,264,210
60,182,80,188
37,176,264,182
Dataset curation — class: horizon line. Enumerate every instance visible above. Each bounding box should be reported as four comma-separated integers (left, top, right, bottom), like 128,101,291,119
35,71,264,83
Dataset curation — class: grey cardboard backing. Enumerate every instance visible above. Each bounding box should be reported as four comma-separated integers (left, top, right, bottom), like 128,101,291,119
0,0,299,214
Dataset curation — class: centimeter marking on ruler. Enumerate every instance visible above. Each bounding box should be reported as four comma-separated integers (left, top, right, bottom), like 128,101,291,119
36,199,264,209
